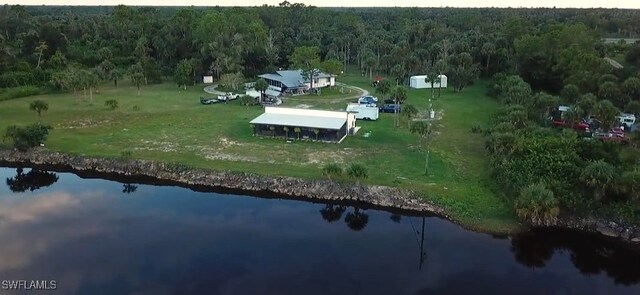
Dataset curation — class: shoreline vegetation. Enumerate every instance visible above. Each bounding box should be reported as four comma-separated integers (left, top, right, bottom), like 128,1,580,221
1,148,639,244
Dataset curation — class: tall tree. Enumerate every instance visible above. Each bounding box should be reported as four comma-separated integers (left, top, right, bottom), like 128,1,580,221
289,46,321,92
129,63,145,96
174,59,193,90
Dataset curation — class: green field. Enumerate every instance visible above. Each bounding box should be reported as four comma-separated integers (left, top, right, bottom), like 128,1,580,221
0,73,517,232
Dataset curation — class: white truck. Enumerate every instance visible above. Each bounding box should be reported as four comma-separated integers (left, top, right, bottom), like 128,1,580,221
346,103,379,120
617,113,636,129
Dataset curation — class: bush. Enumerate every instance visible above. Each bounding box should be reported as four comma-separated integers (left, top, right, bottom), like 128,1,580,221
3,123,53,151
0,86,42,102
347,163,368,181
470,123,482,133
105,99,118,110
514,183,560,226
120,150,133,160
322,163,342,179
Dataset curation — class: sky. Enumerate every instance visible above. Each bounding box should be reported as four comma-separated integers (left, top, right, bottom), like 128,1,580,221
1,0,639,9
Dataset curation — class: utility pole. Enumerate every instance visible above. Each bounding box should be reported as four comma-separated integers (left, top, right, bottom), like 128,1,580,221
425,97,433,175
419,217,426,270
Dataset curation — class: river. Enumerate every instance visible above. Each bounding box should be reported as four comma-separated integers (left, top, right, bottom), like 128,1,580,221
0,167,639,295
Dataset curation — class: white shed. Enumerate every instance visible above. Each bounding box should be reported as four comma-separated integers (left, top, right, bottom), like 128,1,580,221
409,75,448,89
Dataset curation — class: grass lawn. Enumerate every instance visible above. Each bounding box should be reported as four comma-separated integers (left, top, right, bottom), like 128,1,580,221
0,73,517,233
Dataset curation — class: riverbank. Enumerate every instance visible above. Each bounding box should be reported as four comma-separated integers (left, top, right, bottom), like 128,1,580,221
0,77,517,232
1,148,639,244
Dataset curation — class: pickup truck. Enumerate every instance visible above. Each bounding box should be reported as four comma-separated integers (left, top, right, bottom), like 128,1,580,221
218,92,240,101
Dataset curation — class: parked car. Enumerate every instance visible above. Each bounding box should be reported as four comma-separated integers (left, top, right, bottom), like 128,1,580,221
200,97,219,105
379,104,400,113
593,131,629,144
358,96,377,105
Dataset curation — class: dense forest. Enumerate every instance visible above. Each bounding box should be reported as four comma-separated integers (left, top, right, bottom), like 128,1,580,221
1,3,640,225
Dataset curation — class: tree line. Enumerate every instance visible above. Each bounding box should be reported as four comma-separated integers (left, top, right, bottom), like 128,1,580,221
2,4,640,95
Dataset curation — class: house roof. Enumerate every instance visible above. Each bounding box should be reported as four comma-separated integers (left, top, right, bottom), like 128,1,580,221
258,70,333,88
250,113,346,130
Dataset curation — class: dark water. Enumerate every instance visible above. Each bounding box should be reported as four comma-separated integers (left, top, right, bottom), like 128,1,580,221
1,167,639,295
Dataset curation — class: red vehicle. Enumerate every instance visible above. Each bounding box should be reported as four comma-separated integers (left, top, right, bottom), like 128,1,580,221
593,131,629,144
550,106,589,132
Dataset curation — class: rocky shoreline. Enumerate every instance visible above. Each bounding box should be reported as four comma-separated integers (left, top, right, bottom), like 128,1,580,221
0,148,638,244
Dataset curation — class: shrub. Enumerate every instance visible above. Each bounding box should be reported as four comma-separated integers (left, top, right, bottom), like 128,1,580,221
239,95,255,106
29,100,49,117
3,123,53,151
105,99,118,110
514,183,560,226
120,150,133,160
347,163,368,181
0,86,42,101
470,123,482,133
322,163,342,179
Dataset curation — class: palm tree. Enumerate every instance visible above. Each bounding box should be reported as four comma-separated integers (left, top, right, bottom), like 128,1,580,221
344,207,369,231
434,59,447,98
320,204,346,223
294,127,301,140
347,163,368,185
592,100,619,131
375,79,391,100
255,78,269,103
514,183,559,226
391,86,407,128
322,163,342,180
402,104,418,128
313,128,320,140
410,121,432,174
283,126,289,140
580,160,616,201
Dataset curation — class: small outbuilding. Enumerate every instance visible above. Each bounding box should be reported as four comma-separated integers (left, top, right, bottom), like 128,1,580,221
409,75,448,89
250,107,356,143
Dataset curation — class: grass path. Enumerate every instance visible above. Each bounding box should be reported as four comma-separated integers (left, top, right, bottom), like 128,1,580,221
0,74,517,232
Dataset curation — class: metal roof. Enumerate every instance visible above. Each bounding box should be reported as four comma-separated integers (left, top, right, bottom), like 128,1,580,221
250,113,347,130
265,88,281,97
258,70,332,88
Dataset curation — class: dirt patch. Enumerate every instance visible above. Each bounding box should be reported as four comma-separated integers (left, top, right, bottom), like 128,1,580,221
57,119,112,129
295,104,314,109
304,149,356,165
197,146,260,162
218,137,243,147
135,140,179,153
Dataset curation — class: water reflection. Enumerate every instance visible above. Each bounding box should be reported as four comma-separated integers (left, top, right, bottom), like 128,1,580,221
390,213,402,223
5,168,58,193
344,207,369,231
511,228,640,285
0,167,639,294
319,204,346,223
122,183,138,194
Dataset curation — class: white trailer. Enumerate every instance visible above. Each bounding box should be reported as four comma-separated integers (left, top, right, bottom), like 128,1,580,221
346,103,379,120
409,74,448,89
